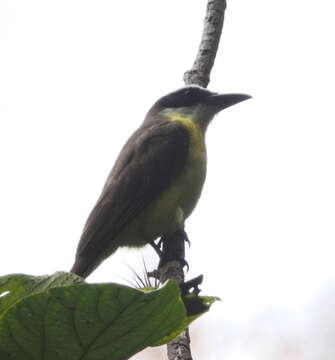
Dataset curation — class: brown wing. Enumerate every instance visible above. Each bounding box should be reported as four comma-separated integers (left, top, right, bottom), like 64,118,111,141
71,120,190,277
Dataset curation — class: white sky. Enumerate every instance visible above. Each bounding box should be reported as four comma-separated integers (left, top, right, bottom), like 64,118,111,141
1,1,335,359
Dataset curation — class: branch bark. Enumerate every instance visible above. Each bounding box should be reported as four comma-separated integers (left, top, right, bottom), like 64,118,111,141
158,1,227,359
184,0,227,88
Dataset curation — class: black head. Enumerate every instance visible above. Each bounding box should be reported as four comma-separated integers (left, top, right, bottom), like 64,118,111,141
149,86,251,114
152,86,214,111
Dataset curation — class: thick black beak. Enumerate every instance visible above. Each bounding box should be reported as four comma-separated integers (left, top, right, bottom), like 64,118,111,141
207,93,251,112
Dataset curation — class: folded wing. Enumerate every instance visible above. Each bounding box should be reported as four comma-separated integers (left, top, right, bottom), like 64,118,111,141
71,120,190,277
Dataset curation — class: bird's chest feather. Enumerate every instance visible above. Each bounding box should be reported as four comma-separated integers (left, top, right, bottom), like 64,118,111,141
172,117,207,216
148,117,207,231
117,117,207,244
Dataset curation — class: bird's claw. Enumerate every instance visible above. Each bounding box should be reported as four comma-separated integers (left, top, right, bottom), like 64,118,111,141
158,252,189,271
152,230,191,271
180,229,191,248
180,258,189,272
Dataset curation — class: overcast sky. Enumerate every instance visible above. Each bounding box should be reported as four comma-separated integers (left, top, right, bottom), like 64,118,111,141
1,1,335,359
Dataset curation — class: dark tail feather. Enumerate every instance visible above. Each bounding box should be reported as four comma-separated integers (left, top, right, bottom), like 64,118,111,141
70,257,100,279
70,243,119,278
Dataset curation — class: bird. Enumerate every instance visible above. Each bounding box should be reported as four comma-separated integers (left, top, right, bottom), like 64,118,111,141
70,85,250,278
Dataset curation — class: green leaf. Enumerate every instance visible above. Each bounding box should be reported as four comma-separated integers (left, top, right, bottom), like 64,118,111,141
152,293,220,346
0,272,84,316
0,273,218,360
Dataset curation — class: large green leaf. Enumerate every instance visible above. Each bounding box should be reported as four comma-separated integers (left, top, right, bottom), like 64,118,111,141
0,272,84,317
153,293,219,346
0,273,218,360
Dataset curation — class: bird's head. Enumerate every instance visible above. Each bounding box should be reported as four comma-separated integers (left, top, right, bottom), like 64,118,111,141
147,85,251,130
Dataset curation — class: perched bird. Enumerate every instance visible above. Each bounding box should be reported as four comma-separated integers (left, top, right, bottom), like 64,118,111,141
71,86,250,278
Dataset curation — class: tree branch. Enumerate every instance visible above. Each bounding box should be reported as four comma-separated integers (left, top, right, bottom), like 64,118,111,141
157,1,227,359
184,0,227,88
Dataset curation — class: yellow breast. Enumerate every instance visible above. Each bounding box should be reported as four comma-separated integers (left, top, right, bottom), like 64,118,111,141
168,114,207,217
118,114,207,245
170,114,206,160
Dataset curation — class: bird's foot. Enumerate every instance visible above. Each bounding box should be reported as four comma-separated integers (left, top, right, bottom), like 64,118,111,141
150,237,189,269
156,229,190,271
180,229,191,248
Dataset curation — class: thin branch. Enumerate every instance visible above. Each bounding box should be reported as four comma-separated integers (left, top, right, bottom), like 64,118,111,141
167,328,192,360
158,1,228,359
184,0,227,88
157,235,190,360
